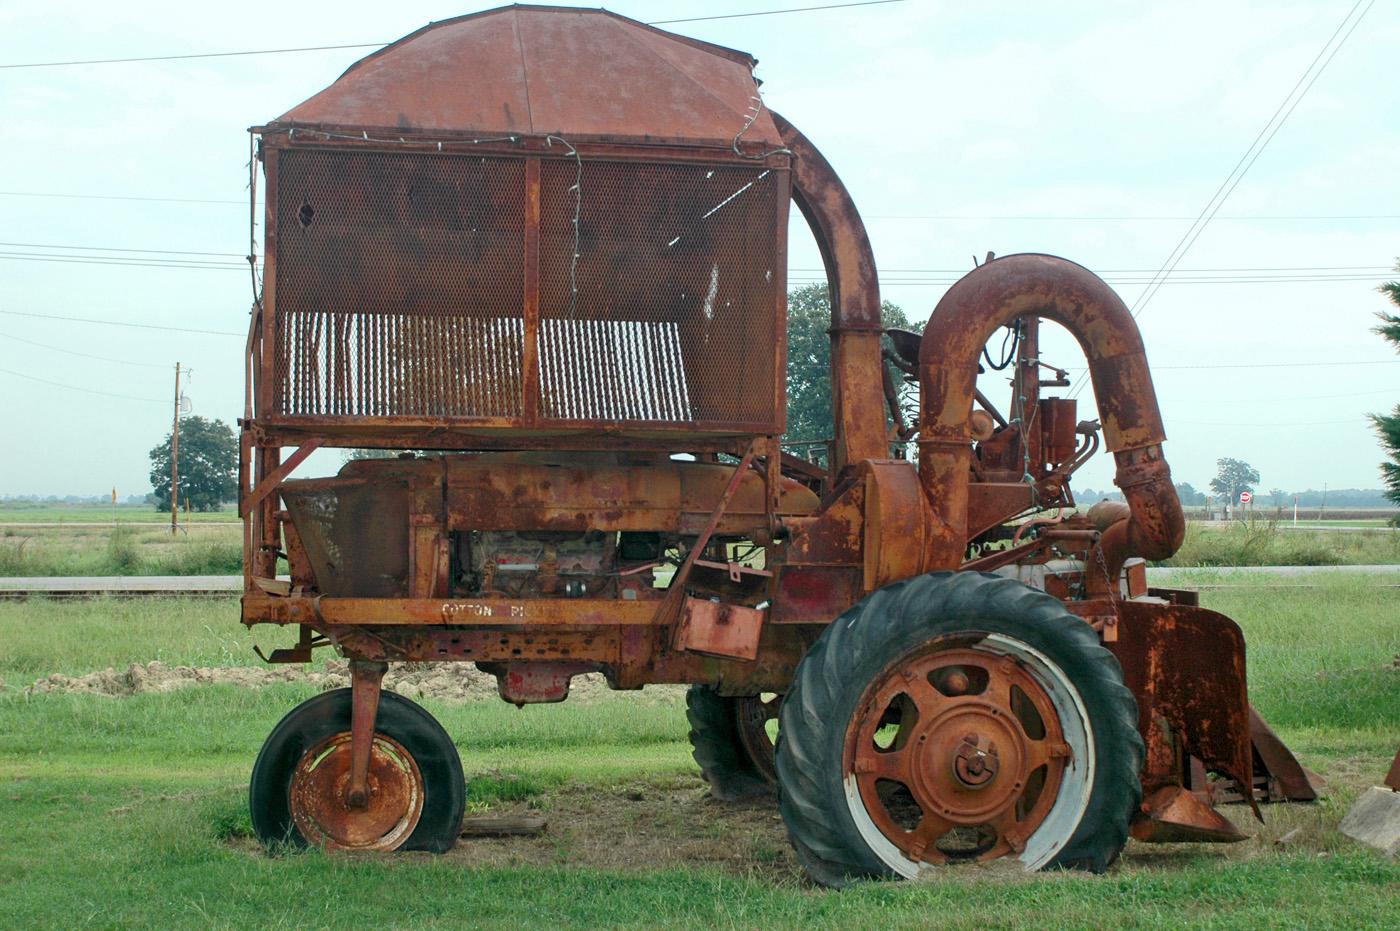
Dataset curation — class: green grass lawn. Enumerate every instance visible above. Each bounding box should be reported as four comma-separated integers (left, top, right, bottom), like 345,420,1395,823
1,579,1398,928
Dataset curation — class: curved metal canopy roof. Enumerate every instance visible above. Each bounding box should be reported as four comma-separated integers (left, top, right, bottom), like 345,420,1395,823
270,4,781,148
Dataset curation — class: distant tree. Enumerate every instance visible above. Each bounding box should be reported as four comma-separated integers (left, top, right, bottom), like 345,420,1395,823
1290,488,1394,508
148,416,238,512
1269,487,1287,508
1372,262,1400,524
1209,457,1260,506
1174,481,1206,506
785,284,919,451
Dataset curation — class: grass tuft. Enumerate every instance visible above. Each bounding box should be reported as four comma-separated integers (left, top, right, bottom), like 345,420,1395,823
1163,520,1400,567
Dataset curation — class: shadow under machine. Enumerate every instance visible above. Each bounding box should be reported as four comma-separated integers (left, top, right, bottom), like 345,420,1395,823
238,5,1318,884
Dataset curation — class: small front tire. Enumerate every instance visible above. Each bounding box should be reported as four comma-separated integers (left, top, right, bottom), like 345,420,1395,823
250,689,465,853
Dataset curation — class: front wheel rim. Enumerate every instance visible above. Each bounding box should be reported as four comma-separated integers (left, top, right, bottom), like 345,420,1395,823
289,731,425,851
842,632,1095,874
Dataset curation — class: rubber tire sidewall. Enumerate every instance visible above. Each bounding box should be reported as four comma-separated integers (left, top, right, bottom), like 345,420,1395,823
686,685,775,800
250,688,466,853
776,572,1143,886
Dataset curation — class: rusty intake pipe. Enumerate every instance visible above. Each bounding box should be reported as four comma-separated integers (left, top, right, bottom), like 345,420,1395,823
916,254,1185,580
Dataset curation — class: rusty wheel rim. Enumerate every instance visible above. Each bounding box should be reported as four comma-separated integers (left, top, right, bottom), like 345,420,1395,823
735,693,781,784
289,731,425,852
843,636,1084,868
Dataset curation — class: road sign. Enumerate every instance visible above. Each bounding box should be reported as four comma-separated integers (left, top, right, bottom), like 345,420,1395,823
1239,491,1252,505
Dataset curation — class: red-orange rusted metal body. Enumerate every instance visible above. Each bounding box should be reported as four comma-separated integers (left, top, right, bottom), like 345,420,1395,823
240,4,1315,852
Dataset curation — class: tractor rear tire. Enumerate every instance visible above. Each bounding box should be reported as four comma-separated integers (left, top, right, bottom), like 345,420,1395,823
686,686,779,800
776,571,1143,886
250,689,465,853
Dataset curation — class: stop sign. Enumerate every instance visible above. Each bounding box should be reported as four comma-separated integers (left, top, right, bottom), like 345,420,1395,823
1240,491,1252,505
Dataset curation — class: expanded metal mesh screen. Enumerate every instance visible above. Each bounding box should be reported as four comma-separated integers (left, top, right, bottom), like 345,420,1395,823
273,148,526,418
270,146,782,430
538,159,781,425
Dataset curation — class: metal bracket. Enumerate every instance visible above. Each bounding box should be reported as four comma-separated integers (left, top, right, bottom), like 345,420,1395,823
658,439,761,632
253,624,325,664
694,558,773,583
347,659,388,809
239,440,322,518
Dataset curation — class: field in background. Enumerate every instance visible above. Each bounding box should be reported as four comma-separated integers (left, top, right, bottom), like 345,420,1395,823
3,516,1400,578
1181,507,1398,523
0,575,1397,928
0,505,239,524
0,524,242,576
1163,521,1400,567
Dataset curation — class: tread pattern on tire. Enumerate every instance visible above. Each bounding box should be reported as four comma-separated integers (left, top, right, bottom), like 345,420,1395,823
249,688,466,853
775,571,1144,886
686,685,774,801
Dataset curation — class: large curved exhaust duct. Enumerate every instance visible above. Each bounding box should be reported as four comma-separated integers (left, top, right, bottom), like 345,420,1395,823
917,253,1186,578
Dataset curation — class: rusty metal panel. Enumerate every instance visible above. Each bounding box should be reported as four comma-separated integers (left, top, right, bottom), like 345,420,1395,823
281,476,410,597
1249,707,1320,801
675,597,765,661
268,146,783,432
538,158,783,427
272,146,526,419
273,7,781,148
1105,600,1257,812
479,661,598,705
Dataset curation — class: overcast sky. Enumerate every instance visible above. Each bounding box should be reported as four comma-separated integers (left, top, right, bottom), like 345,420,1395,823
1,0,1397,498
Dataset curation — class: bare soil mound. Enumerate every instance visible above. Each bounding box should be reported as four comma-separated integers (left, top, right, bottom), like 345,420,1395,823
27,660,686,706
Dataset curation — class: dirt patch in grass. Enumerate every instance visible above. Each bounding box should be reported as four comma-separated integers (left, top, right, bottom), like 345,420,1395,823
448,776,1374,879
443,777,804,878
221,768,1376,882
26,660,687,706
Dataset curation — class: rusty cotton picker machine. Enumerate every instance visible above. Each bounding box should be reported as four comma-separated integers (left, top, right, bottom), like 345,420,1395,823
239,6,1317,883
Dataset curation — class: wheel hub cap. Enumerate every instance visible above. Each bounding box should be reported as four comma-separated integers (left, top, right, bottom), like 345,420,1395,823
844,643,1070,864
290,732,424,851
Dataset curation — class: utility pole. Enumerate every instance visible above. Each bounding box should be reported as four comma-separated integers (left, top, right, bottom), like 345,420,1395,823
171,362,181,536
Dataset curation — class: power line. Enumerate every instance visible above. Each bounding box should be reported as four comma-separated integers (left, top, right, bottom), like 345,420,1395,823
0,365,165,403
0,253,245,271
9,189,1396,222
0,1,905,69
0,42,384,70
0,309,243,337
0,240,244,258
1167,387,1398,405
791,274,1389,287
1128,0,1375,327
1169,416,1371,428
1067,0,1375,400
1031,359,1400,375
863,213,1400,222
1153,358,1400,371
0,189,244,206
793,265,1394,274
649,0,902,25
0,332,170,369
